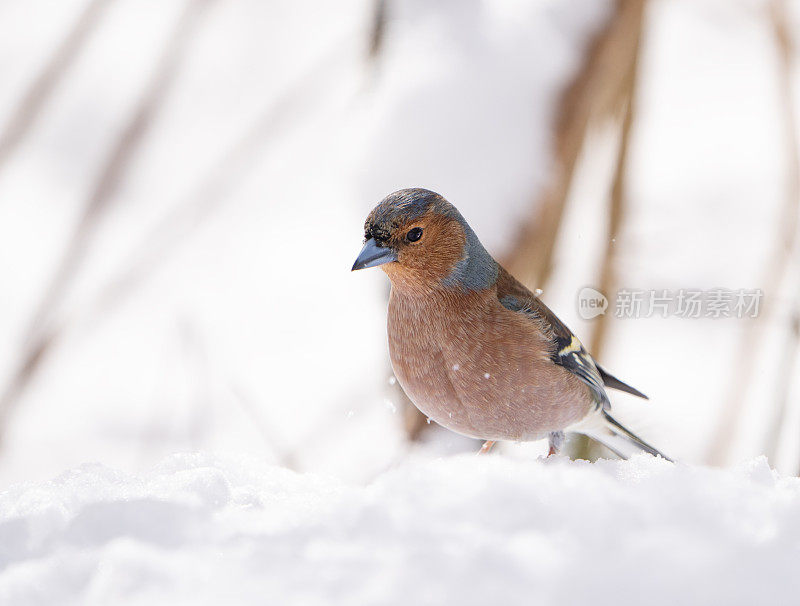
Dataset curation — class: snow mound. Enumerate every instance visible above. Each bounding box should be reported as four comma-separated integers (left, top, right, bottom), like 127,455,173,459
0,454,797,605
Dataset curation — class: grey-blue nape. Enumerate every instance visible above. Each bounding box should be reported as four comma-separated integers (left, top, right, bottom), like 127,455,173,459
442,217,498,292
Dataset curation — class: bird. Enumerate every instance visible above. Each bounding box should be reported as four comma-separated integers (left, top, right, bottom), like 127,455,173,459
351,187,671,461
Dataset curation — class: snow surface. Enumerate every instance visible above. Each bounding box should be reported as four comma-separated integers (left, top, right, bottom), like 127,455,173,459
0,454,797,605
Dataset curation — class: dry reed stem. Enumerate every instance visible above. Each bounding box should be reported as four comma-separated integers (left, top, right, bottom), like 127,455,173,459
0,0,215,443
0,34,355,448
503,0,646,290
573,0,644,462
708,0,800,465
0,0,113,170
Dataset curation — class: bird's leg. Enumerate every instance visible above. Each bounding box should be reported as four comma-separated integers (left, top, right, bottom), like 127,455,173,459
547,431,565,456
478,440,496,455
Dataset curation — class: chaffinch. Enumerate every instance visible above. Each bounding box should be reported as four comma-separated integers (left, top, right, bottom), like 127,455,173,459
352,188,670,460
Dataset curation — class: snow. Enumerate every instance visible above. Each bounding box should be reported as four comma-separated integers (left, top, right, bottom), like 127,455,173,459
0,454,796,605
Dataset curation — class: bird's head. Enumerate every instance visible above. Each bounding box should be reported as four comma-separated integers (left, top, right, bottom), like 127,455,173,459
352,188,498,293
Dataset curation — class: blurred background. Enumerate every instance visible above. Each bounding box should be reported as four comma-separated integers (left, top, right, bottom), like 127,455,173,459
1,0,799,487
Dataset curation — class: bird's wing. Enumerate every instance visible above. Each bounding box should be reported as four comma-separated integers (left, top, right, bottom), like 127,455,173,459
595,364,648,399
495,270,610,410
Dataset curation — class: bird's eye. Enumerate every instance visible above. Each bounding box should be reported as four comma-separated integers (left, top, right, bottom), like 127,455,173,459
406,227,423,242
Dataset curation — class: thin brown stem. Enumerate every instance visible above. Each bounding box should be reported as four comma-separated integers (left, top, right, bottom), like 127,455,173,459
589,59,640,360
20,0,214,347
573,1,644,462
0,0,215,442
367,0,388,59
0,35,353,448
503,0,646,290
707,0,800,465
765,312,800,466
0,0,113,170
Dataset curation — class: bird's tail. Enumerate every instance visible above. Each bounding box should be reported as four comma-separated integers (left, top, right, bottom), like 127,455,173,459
580,411,673,462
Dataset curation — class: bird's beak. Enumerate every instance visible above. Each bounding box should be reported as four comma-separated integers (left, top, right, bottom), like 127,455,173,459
351,238,397,271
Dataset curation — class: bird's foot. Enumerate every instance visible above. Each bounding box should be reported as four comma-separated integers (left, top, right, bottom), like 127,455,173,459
478,440,496,455
547,431,565,457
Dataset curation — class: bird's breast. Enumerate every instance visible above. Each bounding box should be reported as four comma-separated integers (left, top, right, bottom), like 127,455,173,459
386,289,591,441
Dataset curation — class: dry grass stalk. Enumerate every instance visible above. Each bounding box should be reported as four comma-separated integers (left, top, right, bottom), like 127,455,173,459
0,0,215,444
572,1,644,462
588,36,641,360
0,31,355,449
503,0,646,290
368,0,388,59
0,0,113,170
708,0,800,465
